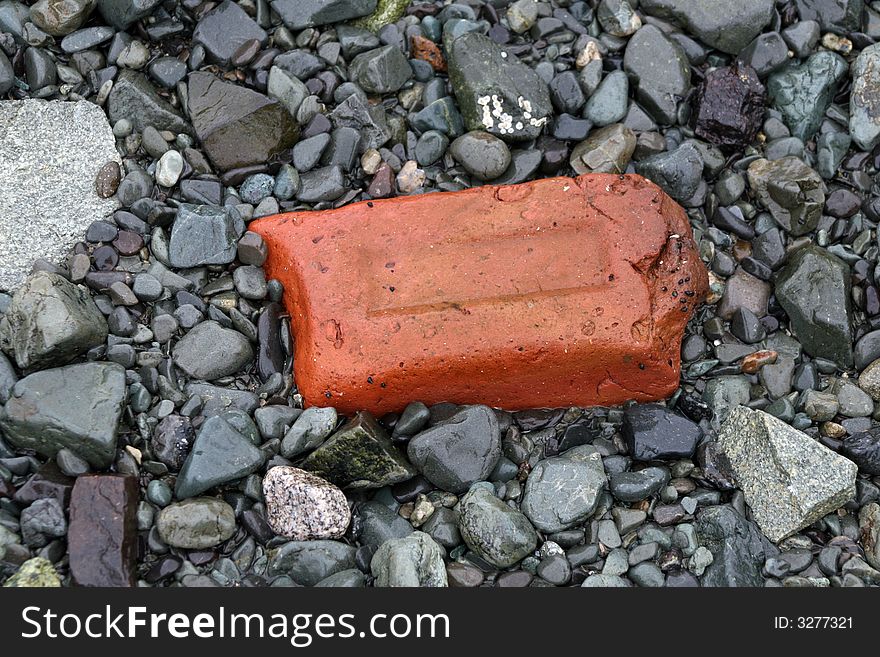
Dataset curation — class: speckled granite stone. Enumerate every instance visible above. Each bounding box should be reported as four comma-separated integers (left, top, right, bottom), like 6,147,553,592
263,466,351,540
717,406,857,542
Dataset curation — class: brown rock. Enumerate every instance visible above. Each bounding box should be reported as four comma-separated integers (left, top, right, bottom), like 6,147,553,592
411,35,447,72
252,174,708,414
68,475,138,587
95,161,121,198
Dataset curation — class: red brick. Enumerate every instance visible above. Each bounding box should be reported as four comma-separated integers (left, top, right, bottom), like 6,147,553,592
68,475,138,587
251,174,708,415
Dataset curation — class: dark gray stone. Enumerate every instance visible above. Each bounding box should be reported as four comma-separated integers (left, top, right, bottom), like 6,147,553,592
447,31,552,141
640,0,774,54
775,246,853,368
609,466,670,502
193,0,267,66
696,505,778,586
270,0,376,31
175,415,265,499
407,405,501,494
96,0,162,29
622,403,700,461
623,24,690,125
0,362,125,467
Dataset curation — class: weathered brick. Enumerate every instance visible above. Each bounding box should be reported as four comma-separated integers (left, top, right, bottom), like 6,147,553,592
68,475,138,587
252,174,708,414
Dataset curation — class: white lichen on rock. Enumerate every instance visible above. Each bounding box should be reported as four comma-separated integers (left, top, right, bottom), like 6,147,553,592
476,94,547,135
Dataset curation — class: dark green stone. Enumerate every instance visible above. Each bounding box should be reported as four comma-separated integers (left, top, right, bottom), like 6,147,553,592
775,245,853,368
301,411,415,490
746,156,825,236
768,51,848,142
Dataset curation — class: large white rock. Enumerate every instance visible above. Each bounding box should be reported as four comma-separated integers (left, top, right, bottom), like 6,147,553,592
0,100,120,292
717,406,857,542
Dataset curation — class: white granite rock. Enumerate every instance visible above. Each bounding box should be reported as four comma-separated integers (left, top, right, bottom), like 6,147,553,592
263,466,351,540
0,100,120,292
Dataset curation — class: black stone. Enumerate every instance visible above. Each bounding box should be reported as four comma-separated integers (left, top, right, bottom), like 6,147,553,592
622,403,700,461
257,302,284,382
696,505,778,587
692,63,765,149
841,429,880,475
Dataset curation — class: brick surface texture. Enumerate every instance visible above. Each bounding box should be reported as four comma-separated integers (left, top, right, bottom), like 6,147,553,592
252,174,708,414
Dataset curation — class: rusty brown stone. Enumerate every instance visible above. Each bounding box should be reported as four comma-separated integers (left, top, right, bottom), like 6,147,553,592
740,349,778,374
252,174,708,415
95,161,121,198
410,35,447,72
68,475,139,587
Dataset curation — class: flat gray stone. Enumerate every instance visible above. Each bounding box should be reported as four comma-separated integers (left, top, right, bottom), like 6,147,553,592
0,362,126,467
268,540,357,586
174,415,264,498
0,100,120,292
0,271,107,370
521,445,607,533
640,0,774,54
270,0,376,31
717,406,857,542
95,0,162,29
172,320,253,381
167,204,245,269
